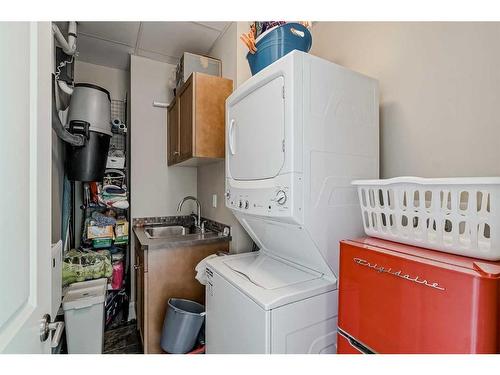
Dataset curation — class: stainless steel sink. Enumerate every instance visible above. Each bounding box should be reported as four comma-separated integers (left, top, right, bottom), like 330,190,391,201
144,225,215,239
144,225,187,239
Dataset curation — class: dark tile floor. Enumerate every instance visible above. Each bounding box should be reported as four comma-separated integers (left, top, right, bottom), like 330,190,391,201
103,321,143,354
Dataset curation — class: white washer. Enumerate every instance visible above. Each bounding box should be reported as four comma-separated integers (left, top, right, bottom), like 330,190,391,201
206,252,338,354
206,50,379,354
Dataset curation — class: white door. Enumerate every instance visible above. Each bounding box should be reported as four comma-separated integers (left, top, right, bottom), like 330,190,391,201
0,22,53,353
227,76,285,180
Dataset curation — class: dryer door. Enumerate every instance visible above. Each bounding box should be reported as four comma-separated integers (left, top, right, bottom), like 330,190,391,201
227,75,285,180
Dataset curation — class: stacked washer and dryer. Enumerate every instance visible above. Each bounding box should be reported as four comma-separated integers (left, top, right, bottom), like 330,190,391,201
205,50,379,353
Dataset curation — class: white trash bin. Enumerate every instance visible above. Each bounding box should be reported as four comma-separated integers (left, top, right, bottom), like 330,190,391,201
62,278,107,354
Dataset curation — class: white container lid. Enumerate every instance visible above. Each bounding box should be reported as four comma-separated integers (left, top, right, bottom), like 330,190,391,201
62,278,107,311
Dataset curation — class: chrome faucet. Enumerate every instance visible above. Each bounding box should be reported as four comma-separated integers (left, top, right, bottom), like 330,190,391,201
177,196,201,228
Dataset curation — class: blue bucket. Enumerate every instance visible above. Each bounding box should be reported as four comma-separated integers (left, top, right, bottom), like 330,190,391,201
247,23,312,76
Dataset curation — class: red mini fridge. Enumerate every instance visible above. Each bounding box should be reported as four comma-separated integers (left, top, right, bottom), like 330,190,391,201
338,238,500,354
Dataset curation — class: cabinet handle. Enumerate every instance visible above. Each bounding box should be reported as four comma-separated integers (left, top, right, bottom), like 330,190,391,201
133,264,142,270
173,151,180,156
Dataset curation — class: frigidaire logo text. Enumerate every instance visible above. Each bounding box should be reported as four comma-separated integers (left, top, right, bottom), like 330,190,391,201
353,257,445,291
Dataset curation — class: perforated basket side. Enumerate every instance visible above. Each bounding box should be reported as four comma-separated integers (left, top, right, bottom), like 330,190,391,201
354,179,500,260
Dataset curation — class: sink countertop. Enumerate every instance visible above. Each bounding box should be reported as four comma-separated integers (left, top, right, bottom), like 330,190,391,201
133,216,231,250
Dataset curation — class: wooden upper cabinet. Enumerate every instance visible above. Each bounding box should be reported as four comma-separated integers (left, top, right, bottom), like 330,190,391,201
167,72,233,166
167,97,179,165
178,79,193,162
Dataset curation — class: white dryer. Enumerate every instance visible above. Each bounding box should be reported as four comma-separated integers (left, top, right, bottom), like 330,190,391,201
205,50,379,354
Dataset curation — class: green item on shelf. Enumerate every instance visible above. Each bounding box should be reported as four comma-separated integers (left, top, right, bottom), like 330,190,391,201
62,249,112,286
114,235,128,245
92,237,113,249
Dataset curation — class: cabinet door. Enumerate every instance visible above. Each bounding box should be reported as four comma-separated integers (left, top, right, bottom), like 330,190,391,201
167,99,179,165
146,242,229,353
194,73,232,158
178,78,193,162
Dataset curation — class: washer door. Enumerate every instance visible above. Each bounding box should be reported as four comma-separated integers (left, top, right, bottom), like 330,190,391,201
227,75,285,180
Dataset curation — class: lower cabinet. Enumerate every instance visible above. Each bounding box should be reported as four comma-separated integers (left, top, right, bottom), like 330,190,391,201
135,241,228,354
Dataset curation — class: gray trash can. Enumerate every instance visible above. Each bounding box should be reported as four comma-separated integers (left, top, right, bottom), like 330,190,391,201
160,298,206,354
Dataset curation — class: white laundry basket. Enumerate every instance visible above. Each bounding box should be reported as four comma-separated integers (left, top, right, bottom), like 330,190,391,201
62,278,107,354
352,177,500,260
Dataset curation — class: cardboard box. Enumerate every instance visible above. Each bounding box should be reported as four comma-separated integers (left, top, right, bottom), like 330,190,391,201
114,219,129,245
87,225,114,240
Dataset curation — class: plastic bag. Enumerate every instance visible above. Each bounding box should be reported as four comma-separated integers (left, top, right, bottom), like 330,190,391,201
62,248,112,286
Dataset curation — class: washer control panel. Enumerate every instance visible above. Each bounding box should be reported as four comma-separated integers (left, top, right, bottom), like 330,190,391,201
275,190,287,205
226,174,302,224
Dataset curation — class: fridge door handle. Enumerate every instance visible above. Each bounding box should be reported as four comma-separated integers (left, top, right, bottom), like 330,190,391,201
338,328,375,354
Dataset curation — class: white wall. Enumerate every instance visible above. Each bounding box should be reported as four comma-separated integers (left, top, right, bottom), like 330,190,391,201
129,55,197,312
130,55,197,218
75,61,129,100
236,22,252,88
199,22,500,254
196,23,253,253
211,23,237,83
311,22,500,178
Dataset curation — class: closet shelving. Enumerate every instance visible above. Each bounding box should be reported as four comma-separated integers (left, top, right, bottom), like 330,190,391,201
77,98,131,330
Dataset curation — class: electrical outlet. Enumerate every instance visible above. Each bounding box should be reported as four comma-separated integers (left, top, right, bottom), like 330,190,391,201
212,194,217,208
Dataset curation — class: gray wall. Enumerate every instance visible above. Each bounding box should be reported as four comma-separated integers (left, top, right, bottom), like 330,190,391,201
311,22,500,178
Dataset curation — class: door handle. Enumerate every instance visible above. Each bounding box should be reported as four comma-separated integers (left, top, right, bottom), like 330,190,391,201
40,314,65,348
49,321,65,348
228,119,236,155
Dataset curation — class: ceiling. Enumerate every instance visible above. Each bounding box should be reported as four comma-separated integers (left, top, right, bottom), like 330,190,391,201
56,22,231,70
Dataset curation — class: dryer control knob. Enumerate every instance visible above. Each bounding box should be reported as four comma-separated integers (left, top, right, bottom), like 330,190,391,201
238,200,243,208
245,200,249,209
275,190,287,205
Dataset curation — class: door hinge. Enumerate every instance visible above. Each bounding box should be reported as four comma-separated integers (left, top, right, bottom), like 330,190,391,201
282,139,285,152
282,86,285,99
